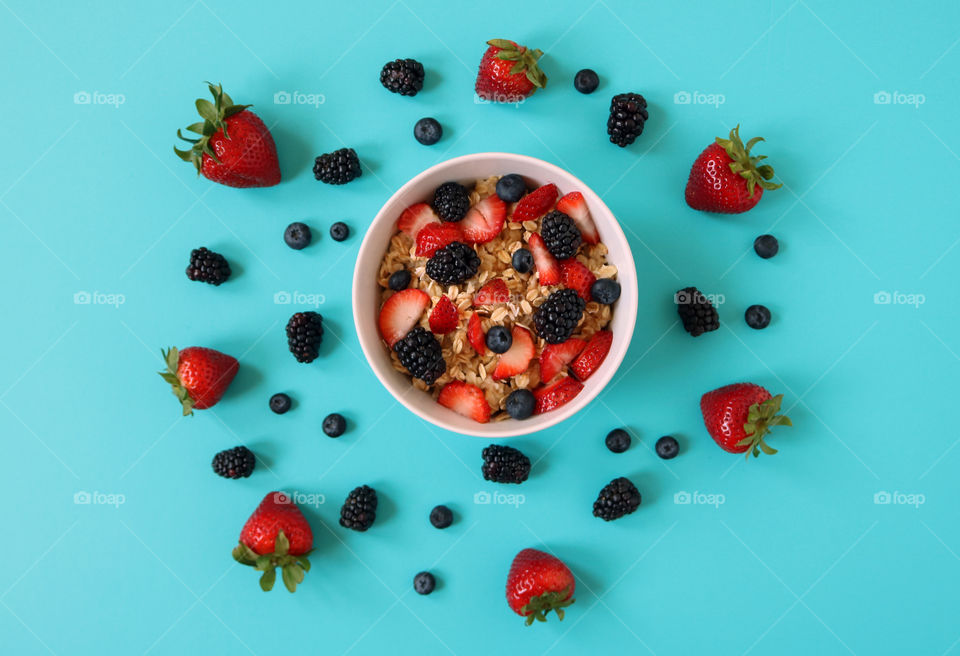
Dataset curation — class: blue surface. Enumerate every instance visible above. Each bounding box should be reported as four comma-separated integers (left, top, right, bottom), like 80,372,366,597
2,1,958,654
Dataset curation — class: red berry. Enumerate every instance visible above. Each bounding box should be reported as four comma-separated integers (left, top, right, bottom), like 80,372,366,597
158,346,238,415
513,183,558,223
233,491,313,592
475,39,547,103
559,259,596,302
378,289,430,347
569,330,612,381
416,223,462,258
467,312,486,355
538,338,586,383
492,326,535,381
700,383,792,458
428,296,459,334
474,279,510,305
685,126,781,214
533,377,583,414
528,233,560,286
505,548,575,625
438,381,491,423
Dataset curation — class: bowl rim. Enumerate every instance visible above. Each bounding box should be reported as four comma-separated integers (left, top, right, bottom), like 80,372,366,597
351,152,638,437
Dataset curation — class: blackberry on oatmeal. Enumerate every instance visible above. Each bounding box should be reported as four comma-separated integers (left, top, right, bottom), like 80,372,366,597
377,176,621,423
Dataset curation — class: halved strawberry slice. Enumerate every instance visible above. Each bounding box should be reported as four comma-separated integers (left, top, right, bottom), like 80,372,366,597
493,326,535,381
556,192,599,244
474,279,510,305
416,223,462,258
533,377,584,414
378,288,430,347
539,338,586,383
397,203,440,238
467,312,486,355
528,233,560,285
438,381,491,423
429,296,459,334
461,194,507,244
559,259,596,302
513,183,558,223
570,330,613,381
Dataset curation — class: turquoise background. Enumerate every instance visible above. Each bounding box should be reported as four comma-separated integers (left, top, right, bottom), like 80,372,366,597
2,1,958,654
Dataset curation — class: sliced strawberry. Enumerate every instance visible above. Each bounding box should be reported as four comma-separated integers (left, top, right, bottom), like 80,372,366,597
539,338,586,383
493,326,535,381
533,377,584,414
438,381,491,423
397,203,439,238
513,183,558,223
378,288,430,347
461,194,507,244
559,259,596,302
556,191,599,244
570,330,613,381
467,312,486,355
528,233,560,285
474,279,510,305
416,223,462,258
429,296,459,334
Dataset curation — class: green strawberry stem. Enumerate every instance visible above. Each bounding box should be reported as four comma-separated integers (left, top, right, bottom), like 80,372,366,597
520,587,574,626
232,530,312,593
487,39,547,89
716,125,782,198
735,394,792,459
174,82,251,174
157,347,195,416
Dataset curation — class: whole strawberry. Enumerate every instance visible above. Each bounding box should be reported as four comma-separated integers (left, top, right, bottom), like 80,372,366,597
175,82,280,188
700,383,792,458
158,346,238,416
232,492,313,592
506,548,575,625
685,125,780,214
475,39,547,103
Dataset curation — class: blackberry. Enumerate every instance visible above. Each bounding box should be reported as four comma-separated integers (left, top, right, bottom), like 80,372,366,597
754,234,779,259
379,58,425,96
388,269,411,290
533,289,586,344
286,311,324,363
512,248,534,274
413,571,436,595
496,174,526,203
485,326,512,354
414,117,442,145
505,389,535,420
605,428,631,453
323,412,347,437
481,445,530,484
283,222,311,250
313,148,362,185
393,326,446,384
429,505,453,529
591,279,621,305
186,247,230,285
269,393,292,414
745,304,771,329
541,211,582,259
675,287,719,337
425,242,480,285
433,182,470,222
655,435,679,459
339,485,378,532
329,222,350,242
593,477,641,521
607,93,648,147
574,68,599,94
211,445,255,479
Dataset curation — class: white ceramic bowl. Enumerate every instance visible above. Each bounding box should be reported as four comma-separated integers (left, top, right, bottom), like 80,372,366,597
352,152,638,438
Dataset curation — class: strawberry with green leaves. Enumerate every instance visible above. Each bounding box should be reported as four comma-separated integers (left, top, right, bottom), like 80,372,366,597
700,383,792,458
475,39,547,103
175,83,280,188
158,346,238,416
685,125,780,214
232,492,313,593
506,548,575,625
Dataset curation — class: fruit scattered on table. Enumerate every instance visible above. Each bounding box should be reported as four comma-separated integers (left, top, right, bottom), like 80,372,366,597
591,278,621,305
574,68,599,94
414,117,442,145
329,221,350,242
511,247,534,274
496,173,527,203
570,330,612,381
429,505,453,529
380,58,425,96
676,286,719,337
745,304,771,329
605,428,631,453
429,295,460,334
158,346,238,416
283,222,312,250
534,289,586,344
185,247,231,286
340,485,378,532
232,491,313,592
378,288,430,347
482,445,530,483
388,269,411,291
505,389,536,419
475,39,547,103
506,548,575,625
655,435,679,459
322,413,347,437
394,326,446,384
414,571,436,595
286,311,325,363
212,445,256,479
174,83,280,188
269,392,292,414
313,147,362,185
593,477,641,521
685,125,781,214
492,325,535,380
539,338,586,383
533,377,583,414
607,93,648,147
754,234,780,258
700,383,792,458
485,325,512,354
434,181,471,222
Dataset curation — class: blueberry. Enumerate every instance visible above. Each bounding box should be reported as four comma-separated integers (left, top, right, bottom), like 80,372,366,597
284,222,311,250
486,326,512,354
745,304,771,329
605,428,630,453
269,393,292,414
413,571,436,595
505,389,536,420
754,234,779,259
574,69,599,94
511,248,534,274
329,222,350,242
414,117,442,145
429,505,453,529
322,413,347,437
655,435,679,459
388,269,411,291
591,279,621,305
496,174,526,203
